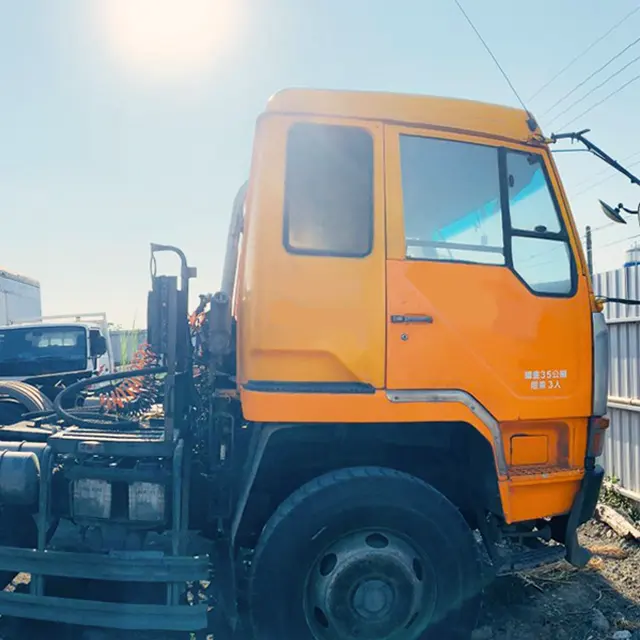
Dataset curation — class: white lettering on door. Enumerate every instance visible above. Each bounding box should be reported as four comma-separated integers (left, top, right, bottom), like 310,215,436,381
524,370,567,391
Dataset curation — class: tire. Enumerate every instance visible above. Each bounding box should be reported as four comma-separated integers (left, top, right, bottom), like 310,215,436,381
248,466,483,640
0,381,54,422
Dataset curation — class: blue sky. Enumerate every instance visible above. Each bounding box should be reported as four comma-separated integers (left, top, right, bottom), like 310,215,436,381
1,0,640,326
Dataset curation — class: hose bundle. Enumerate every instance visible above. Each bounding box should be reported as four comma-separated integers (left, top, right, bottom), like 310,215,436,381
98,343,161,413
53,365,167,430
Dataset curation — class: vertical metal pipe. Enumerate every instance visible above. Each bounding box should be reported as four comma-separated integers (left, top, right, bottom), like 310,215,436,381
220,182,248,298
169,439,184,605
164,281,177,444
32,445,52,596
586,225,594,277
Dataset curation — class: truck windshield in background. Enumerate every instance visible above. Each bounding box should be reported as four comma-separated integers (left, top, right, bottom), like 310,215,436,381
400,136,574,295
0,326,87,376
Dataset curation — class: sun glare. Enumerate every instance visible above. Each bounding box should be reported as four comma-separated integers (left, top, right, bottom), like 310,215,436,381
94,0,240,83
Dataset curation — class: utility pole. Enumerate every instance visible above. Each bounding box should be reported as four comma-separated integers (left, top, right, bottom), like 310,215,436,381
586,225,593,277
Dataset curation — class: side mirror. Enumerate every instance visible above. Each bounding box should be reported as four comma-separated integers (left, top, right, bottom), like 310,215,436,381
599,200,627,225
90,333,107,357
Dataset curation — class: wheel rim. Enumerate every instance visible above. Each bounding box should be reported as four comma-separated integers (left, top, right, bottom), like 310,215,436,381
304,529,436,640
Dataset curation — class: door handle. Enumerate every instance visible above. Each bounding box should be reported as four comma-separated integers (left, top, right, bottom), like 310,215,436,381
390,314,433,324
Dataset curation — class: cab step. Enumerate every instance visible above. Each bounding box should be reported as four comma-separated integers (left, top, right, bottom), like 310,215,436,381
495,543,566,576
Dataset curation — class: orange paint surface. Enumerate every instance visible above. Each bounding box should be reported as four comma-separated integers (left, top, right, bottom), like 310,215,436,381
235,89,595,525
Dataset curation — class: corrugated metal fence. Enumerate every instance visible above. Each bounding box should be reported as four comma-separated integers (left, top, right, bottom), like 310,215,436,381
593,265,640,499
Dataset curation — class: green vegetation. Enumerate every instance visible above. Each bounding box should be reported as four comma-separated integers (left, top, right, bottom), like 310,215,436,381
602,475,640,524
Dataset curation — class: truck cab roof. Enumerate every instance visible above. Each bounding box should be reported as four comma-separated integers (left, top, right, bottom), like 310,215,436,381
266,88,542,144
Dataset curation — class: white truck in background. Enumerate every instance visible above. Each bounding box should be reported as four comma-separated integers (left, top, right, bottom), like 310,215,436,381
0,313,114,423
0,268,41,326
0,313,114,377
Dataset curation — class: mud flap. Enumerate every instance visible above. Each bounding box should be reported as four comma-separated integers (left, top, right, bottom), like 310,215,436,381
564,464,604,568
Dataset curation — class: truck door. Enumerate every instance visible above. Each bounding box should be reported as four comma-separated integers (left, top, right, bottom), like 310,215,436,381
237,116,387,392
384,125,593,422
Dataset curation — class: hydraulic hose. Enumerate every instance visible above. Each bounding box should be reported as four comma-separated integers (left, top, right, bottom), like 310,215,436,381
53,366,167,430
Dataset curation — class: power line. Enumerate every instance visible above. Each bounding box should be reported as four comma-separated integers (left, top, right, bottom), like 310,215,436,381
542,34,640,117
572,150,640,189
528,4,640,102
524,229,640,270
520,218,636,265
516,223,613,269
582,221,618,236
557,72,640,130
573,158,640,197
547,52,640,126
596,231,640,250
452,0,528,112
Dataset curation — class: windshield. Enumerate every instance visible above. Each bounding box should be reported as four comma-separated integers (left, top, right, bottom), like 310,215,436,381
0,326,87,376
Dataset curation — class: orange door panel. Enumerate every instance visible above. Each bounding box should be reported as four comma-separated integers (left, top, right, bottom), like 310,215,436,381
237,115,387,389
383,125,592,422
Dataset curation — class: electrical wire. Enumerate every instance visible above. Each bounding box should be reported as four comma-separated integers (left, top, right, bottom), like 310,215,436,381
578,221,618,237
514,220,625,270
572,150,640,189
596,231,640,250
528,4,640,102
542,34,640,116
523,227,640,271
547,52,640,126
431,6,639,274
452,0,529,112
557,72,640,130
573,158,640,197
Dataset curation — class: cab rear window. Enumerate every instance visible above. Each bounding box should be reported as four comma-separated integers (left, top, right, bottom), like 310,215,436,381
283,123,374,258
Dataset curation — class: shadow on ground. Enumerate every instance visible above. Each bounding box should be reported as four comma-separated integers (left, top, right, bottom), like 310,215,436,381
0,521,637,640
477,522,640,640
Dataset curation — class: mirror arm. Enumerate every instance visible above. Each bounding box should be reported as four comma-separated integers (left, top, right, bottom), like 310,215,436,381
598,295,640,306
551,130,640,188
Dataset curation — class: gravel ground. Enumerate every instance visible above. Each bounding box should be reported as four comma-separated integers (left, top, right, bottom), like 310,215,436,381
0,519,637,640
476,520,640,640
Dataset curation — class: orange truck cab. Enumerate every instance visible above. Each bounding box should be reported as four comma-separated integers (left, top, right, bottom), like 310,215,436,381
223,88,609,639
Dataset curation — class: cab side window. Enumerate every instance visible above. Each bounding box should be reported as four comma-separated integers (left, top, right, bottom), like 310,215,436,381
283,123,374,257
399,135,505,265
507,152,573,296
397,133,575,297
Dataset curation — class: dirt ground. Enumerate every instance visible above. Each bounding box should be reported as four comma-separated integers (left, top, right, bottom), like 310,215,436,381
476,520,640,640
0,519,638,640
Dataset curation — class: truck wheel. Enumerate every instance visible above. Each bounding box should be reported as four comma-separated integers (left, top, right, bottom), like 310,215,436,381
248,466,482,640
